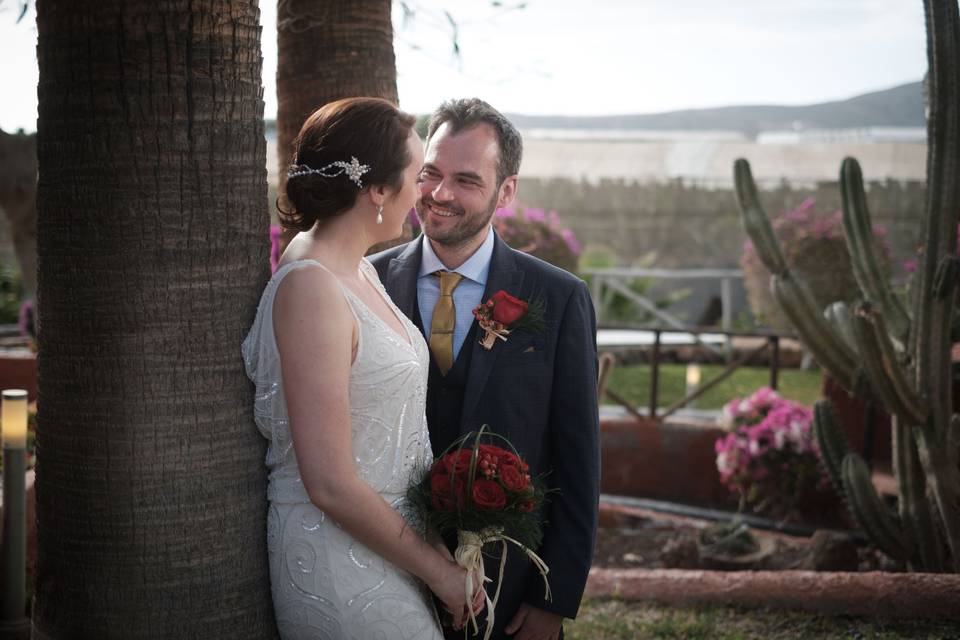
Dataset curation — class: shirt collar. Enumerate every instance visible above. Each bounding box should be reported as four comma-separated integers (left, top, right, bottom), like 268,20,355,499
419,226,495,285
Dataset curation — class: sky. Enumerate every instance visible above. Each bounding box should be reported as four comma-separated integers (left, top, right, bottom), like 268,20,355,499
0,0,927,132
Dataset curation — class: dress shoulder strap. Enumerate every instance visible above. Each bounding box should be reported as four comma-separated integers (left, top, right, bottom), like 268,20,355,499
272,258,334,281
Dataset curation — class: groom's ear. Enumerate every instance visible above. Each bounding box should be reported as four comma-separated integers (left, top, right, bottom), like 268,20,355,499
496,175,518,209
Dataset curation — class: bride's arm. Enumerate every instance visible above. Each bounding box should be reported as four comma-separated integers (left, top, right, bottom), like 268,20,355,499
273,267,470,624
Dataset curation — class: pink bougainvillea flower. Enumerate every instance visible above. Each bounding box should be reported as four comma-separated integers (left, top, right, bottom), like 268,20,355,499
713,387,831,518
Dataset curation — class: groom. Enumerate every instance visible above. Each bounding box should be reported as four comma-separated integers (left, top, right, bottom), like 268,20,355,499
371,98,600,640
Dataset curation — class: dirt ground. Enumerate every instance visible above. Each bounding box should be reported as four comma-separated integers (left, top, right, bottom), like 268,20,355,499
593,509,894,573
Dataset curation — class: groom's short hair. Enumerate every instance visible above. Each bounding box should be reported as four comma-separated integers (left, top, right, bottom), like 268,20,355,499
426,98,523,187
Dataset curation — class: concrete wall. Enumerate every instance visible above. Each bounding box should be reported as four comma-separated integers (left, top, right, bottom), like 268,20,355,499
517,139,926,185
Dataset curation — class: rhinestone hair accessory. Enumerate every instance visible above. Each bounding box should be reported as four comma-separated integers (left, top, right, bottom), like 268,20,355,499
287,156,371,188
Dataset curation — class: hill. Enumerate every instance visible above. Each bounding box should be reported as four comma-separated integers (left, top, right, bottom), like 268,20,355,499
504,81,924,137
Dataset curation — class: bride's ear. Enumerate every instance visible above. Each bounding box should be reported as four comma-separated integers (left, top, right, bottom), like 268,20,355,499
367,184,390,208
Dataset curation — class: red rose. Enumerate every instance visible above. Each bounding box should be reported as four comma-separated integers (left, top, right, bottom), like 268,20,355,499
478,444,524,468
443,450,473,477
499,464,528,492
490,291,528,326
471,479,507,510
431,473,465,511
431,473,454,510
518,500,535,513
502,451,522,469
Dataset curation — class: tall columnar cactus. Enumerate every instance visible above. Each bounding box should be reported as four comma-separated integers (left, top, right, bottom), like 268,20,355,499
734,0,960,573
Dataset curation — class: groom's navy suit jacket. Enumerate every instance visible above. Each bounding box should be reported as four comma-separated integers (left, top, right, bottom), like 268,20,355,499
371,232,600,638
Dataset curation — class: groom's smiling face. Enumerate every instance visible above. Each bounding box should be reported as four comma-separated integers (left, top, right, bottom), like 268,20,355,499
416,122,517,250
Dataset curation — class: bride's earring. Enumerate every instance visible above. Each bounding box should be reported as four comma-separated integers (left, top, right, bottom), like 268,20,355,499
376,205,384,225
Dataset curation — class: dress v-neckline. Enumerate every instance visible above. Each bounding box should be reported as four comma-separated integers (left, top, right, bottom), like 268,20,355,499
276,258,415,351
350,264,415,350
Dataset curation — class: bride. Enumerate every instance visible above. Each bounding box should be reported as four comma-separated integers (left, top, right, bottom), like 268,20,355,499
242,97,480,639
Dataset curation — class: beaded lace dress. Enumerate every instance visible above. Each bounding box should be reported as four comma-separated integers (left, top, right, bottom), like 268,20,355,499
242,258,442,640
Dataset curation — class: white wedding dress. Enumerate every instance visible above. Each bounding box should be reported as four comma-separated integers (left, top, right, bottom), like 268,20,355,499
242,258,443,640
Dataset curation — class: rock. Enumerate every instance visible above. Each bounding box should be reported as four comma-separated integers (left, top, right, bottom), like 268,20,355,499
799,530,859,572
660,531,700,569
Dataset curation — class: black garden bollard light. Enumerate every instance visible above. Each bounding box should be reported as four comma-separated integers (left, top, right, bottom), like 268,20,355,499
0,389,30,639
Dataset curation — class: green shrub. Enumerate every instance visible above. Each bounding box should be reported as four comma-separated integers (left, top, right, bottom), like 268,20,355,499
580,247,689,326
0,265,24,325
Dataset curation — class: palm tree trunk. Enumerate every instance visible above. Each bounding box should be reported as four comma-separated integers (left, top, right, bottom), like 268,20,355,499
276,0,404,251
33,1,276,637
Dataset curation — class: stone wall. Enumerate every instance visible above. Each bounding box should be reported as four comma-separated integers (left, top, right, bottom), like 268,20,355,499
516,177,926,326
519,177,925,269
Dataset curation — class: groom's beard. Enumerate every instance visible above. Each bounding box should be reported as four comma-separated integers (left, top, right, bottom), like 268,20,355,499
416,191,499,250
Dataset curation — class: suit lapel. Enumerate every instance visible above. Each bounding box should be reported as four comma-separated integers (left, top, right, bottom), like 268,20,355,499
460,234,525,432
383,236,424,329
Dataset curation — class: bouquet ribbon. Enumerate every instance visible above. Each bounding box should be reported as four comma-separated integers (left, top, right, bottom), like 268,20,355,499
454,527,552,640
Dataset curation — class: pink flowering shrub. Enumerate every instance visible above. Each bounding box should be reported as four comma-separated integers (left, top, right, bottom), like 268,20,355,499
407,208,421,235
270,225,282,273
492,206,581,272
901,225,960,275
17,298,36,352
740,197,891,333
719,386,782,431
715,387,836,520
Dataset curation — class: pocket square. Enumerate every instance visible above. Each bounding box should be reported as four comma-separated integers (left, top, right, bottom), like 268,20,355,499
523,346,537,353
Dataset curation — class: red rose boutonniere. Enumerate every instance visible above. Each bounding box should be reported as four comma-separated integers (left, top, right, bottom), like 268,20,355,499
472,290,546,350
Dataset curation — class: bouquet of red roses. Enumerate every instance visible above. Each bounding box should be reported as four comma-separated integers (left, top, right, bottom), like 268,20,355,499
407,427,552,639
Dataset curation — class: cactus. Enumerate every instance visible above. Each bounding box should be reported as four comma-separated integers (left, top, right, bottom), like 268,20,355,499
811,400,849,496
812,400,942,571
894,416,945,571
839,157,911,342
734,0,960,572
841,455,907,562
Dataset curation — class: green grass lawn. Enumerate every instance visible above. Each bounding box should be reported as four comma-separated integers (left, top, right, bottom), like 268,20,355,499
567,599,960,639
604,363,824,411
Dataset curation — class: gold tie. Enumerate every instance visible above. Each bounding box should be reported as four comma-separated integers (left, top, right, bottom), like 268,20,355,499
429,271,464,376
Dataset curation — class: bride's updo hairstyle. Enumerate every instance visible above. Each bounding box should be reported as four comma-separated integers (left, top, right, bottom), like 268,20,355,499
279,97,417,231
